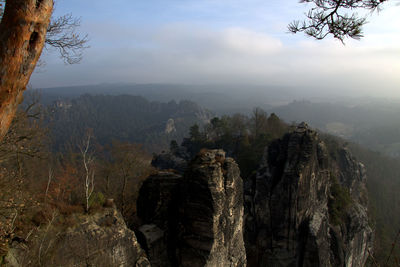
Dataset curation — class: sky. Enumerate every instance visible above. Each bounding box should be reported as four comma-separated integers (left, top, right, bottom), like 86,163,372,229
30,0,400,98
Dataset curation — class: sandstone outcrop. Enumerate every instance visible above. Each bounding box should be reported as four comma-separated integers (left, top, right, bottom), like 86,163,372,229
136,171,182,266
177,149,246,267
137,149,247,267
165,118,177,134
244,123,373,266
4,207,149,267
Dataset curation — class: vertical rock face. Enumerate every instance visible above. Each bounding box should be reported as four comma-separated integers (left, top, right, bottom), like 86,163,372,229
244,123,373,267
136,172,183,267
137,150,247,267
178,150,246,267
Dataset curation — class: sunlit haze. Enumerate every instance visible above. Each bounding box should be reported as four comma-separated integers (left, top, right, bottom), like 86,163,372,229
31,0,400,98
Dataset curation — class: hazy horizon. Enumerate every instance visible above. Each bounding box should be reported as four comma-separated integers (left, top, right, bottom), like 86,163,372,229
30,0,400,98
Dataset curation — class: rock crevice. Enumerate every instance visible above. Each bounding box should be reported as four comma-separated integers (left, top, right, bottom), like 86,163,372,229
137,149,247,267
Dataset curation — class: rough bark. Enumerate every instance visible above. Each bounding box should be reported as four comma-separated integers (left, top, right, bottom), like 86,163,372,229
0,0,53,139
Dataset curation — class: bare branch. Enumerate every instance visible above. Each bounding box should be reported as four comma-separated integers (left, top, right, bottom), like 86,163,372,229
45,13,89,64
1,1,88,64
385,228,400,266
44,167,53,203
0,95,48,163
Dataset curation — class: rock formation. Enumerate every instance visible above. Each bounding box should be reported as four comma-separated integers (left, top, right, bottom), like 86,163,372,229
177,149,246,267
165,118,177,134
244,123,373,266
137,149,247,267
136,171,183,267
4,207,150,267
4,124,373,267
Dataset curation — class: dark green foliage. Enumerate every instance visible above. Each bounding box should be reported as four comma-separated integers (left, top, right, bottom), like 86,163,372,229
181,110,288,179
328,175,352,226
170,140,179,155
189,124,202,140
89,192,105,208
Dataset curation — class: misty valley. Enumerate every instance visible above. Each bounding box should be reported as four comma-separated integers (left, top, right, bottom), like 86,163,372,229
1,0,400,266
0,85,399,266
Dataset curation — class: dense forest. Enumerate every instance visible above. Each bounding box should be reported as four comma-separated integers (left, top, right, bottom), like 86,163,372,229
1,94,400,265
174,109,288,179
41,94,213,152
38,86,400,158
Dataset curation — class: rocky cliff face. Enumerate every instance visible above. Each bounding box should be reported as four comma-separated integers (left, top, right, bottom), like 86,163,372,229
137,150,247,267
4,207,150,267
137,171,183,267
244,123,373,267
178,150,246,267
4,124,372,267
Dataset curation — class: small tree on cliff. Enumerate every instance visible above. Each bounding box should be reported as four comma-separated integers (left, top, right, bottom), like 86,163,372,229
78,130,95,213
109,141,152,219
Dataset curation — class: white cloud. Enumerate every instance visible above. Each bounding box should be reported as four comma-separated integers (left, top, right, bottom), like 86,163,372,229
222,27,282,54
32,20,400,98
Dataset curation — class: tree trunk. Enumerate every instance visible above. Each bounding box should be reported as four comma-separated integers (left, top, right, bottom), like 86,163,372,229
0,0,53,140
121,173,127,216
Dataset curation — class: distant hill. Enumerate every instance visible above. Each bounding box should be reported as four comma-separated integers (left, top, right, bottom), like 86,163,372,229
35,84,400,156
34,83,304,115
43,94,213,152
268,99,400,157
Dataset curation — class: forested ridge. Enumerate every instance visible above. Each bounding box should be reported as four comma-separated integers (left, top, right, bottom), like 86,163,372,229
0,94,399,265
42,94,213,152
